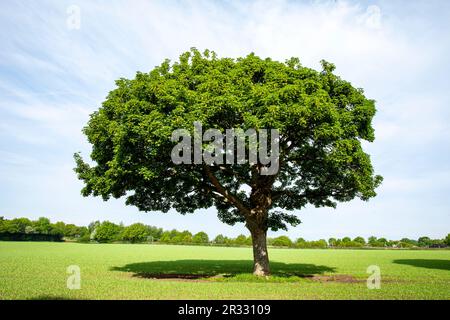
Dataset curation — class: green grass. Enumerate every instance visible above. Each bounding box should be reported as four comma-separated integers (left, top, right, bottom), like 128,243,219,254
0,242,449,300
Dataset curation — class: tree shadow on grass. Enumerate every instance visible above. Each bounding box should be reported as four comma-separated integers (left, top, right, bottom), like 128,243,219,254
393,259,450,271
111,259,335,279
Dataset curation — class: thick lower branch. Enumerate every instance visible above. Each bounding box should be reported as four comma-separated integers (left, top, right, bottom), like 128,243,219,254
204,165,250,216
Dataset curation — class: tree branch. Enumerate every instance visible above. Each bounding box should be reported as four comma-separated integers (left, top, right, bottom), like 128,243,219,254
204,165,250,216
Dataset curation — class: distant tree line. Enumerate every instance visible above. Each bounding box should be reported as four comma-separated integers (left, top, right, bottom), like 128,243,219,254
0,216,449,249
0,216,87,242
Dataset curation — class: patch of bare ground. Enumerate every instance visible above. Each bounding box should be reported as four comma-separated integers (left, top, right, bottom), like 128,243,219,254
301,274,401,283
300,274,363,283
131,272,371,283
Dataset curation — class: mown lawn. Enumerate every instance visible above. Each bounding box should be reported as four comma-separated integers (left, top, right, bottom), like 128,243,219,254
0,242,449,299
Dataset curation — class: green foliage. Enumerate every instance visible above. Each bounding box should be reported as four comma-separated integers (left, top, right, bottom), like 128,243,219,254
92,221,123,243
66,224,86,238
0,217,85,240
429,239,446,248
294,238,327,248
397,241,414,248
121,223,149,243
0,218,32,233
295,238,306,247
445,234,450,246
342,241,363,248
74,48,382,232
368,236,378,246
172,230,193,243
51,221,66,236
88,221,100,234
353,236,366,245
328,238,337,247
33,217,52,234
234,234,249,246
192,231,209,244
308,239,328,248
24,225,36,234
272,236,293,247
342,237,351,243
47,221,86,238
77,232,91,243
146,226,163,240
214,234,225,244
159,231,172,243
159,229,195,244
0,233,62,242
400,238,418,246
418,236,432,247
367,236,387,248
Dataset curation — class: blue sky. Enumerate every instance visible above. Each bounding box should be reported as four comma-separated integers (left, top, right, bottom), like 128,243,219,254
0,0,449,240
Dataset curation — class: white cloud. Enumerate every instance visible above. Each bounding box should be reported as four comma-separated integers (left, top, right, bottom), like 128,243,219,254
359,5,382,29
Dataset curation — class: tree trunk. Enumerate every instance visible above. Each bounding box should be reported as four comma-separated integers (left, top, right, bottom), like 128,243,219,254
249,227,270,276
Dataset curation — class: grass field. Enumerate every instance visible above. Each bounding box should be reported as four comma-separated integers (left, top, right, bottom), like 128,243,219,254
0,241,449,300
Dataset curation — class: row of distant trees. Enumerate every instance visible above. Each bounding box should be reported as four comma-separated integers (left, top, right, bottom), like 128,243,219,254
1,216,449,248
269,235,449,249
0,216,87,241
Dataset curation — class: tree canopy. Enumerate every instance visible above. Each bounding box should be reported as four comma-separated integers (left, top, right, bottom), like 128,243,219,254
75,49,381,227
74,48,382,275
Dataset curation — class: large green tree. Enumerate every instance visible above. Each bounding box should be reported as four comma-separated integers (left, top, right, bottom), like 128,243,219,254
92,221,122,243
121,223,149,243
75,49,382,276
192,231,209,244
